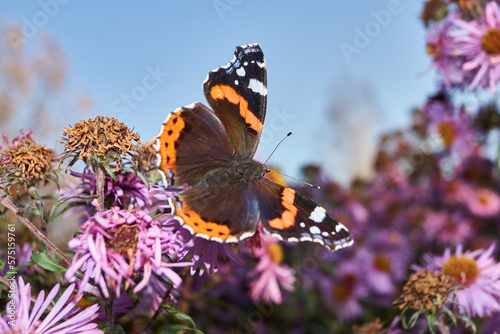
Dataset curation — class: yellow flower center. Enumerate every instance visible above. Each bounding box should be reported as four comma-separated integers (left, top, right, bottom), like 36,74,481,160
267,243,284,264
332,283,351,302
442,255,480,286
75,292,98,309
476,189,491,205
481,28,500,55
374,253,392,272
436,121,456,147
426,43,442,59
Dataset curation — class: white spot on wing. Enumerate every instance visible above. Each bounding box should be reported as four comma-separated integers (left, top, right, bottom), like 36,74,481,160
309,226,321,235
309,206,326,223
236,67,246,77
299,222,306,228
248,79,267,96
239,232,255,240
234,80,239,85
335,223,348,233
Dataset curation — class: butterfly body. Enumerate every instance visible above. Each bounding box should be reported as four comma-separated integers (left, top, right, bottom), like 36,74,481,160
156,44,353,251
198,160,267,189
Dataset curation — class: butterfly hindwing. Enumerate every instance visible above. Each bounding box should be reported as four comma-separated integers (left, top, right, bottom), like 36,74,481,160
203,43,267,160
155,102,234,187
169,183,261,242
255,179,353,251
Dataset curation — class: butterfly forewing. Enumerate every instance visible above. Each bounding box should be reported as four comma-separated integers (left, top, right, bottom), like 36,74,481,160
203,43,267,160
155,102,234,187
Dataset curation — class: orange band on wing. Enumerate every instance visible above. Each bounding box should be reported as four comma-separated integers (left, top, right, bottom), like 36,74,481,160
210,84,262,133
157,111,185,178
268,188,298,230
173,199,235,240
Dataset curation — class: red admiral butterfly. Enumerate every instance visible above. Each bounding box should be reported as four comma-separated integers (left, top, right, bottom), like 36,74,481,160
156,44,352,251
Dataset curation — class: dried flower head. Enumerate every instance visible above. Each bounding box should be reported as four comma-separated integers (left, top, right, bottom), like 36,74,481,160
1,131,54,184
2,143,53,181
60,116,140,162
451,0,482,13
421,0,449,27
352,318,384,334
395,270,451,311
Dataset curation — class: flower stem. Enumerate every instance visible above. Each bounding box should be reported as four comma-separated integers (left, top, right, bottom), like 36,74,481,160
105,290,116,332
0,196,72,267
96,165,106,211
435,317,450,334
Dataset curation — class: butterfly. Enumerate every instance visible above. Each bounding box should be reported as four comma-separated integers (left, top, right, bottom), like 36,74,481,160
155,43,352,251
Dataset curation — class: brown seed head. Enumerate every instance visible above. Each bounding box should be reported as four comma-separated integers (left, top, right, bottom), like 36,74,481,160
395,270,451,311
352,318,384,334
61,116,140,161
421,0,449,27
1,143,54,181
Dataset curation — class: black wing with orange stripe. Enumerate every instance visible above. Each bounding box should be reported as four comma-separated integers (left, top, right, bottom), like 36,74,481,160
155,103,234,187
255,179,353,252
203,43,267,160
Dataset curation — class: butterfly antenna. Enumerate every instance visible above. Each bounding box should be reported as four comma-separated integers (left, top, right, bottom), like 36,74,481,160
268,169,321,189
264,131,292,165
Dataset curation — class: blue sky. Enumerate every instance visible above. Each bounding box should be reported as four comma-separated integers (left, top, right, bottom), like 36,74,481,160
0,0,437,182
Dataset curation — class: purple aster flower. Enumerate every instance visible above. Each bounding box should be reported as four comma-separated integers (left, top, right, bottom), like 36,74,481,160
461,185,500,218
0,242,37,276
426,9,465,90
247,230,295,304
425,100,477,155
420,244,500,317
169,218,244,275
452,1,500,93
65,206,191,298
318,261,368,320
63,169,174,212
0,276,102,334
355,230,412,298
424,210,473,246
133,273,179,315
440,179,469,205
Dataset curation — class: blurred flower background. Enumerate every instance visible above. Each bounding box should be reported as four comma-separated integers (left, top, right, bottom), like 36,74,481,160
1,1,500,333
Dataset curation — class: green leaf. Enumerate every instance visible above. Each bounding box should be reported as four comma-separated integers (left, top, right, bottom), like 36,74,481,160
30,250,66,272
162,306,196,328
426,313,436,334
102,163,118,181
442,306,457,326
109,324,126,334
455,314,477,333
49,194,97,222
